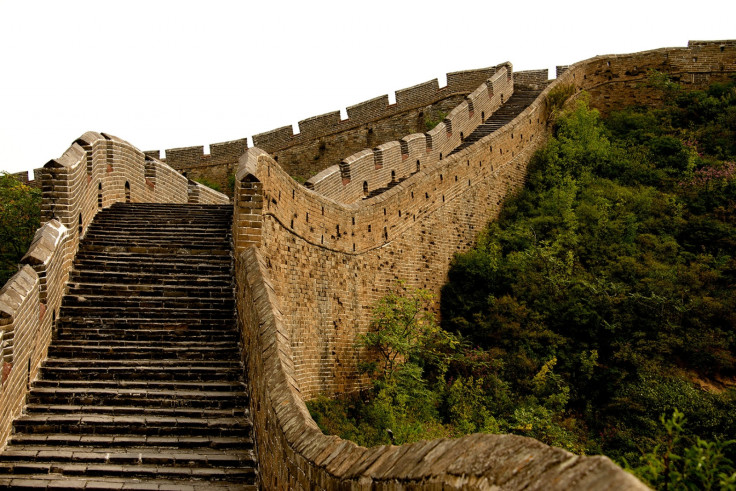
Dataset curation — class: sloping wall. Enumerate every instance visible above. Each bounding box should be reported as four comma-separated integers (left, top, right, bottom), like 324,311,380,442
233,40,736,488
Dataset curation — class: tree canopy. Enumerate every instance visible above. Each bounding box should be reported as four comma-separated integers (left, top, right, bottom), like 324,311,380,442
0,173,41,285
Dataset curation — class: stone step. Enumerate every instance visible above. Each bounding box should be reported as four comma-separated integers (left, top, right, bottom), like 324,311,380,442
68,278,233,291
57,306,234,320
0,476,257,490
64,287,234,300
47,345,239,361
0,446,256,469
24,405,247,419
38,367,241,383
0,462,256,485
72,267,231,278
28,388,247,409
33,380,244,392
55,325,240,343
12,414,251,438
82,237,227,251
47,340,238,351
42,359,241,369
84,228,230,237
9,434,252,451
73,252,232,264
52,329,238,345
56,318,235,330
80,245,231,256
61,296,234,310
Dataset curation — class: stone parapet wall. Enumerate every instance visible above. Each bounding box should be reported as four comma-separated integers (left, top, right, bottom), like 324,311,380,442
0,266,41,449
0,131,228,452
233,40,735,489
150,65,510,191
305,68,514,203
8,170,41,188
514,69,550,89
236,247,647,490
234,68,548,397
560,40,736,114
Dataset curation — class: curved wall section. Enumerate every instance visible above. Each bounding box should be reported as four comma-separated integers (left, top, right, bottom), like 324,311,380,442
236,247,645,489
234,79,549,398
234,40,735,489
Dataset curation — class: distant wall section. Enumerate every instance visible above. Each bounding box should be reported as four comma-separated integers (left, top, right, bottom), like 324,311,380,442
305,68,514,202
149,65,510,194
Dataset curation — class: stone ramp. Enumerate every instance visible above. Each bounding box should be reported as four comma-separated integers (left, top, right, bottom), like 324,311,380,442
0,203,258,490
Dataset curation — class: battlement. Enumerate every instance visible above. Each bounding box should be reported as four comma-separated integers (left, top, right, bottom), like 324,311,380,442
305,67,512,202
8,170,42,188
514,68,550,89
251,64,506,155
150,64,508,193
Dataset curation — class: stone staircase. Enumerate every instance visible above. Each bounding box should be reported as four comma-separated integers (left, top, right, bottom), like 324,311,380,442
0,203,257,490
448,89,543,157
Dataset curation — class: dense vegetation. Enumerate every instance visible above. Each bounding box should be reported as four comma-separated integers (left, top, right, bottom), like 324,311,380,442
308,75,736,488
0,173,41,285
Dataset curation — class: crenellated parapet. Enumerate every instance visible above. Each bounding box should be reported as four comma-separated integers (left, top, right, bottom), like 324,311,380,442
251,65,507,154
155,64,510,191
305,67,514,202
514,68,551,89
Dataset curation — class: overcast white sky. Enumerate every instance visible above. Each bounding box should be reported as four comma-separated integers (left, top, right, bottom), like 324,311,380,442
0,0,733,176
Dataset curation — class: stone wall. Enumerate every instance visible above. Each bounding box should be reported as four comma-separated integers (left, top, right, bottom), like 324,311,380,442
233,40,736,488
514,69,550,89
0,131,229,451
305,68,514,202
566,40,736,115
235,247,646,490
234,66,544,398
150,65,509,193
9,170,42,188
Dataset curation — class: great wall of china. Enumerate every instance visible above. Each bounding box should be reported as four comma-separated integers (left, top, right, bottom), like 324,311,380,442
1,40,735,489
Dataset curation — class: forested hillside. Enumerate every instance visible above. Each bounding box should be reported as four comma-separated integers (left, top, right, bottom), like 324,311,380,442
308,75,736,489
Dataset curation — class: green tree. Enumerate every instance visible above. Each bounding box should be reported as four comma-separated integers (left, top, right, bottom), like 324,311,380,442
629,409,736,491
0,173,41,284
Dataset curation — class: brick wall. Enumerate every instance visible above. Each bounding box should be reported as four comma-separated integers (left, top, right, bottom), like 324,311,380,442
151,65,508,192
235,247,646,490
233,40,735,488
514,69,550,89
235,83,548,397
306,68,514,202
